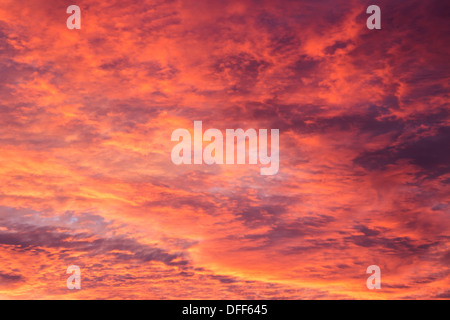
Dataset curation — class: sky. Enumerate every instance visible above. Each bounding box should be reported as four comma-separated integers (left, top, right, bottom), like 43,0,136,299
0,0,449,299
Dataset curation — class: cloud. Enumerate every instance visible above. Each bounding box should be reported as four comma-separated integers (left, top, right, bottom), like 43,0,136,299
354,126,450,177
0,0,448,299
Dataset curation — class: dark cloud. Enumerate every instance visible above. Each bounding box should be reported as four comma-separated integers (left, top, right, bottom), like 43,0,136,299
242,215,336,249
354,126,450,176
324,41,350,55
434,291,450,299
0,272,25,284
212,53,271,93
0,207,189,266
345,224,444,259
209,275,238,284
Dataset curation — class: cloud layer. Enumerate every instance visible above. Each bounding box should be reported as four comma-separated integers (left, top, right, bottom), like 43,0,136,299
0,0,448,299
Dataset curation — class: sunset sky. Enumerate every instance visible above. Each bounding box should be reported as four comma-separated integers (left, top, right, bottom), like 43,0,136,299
0,0,449,299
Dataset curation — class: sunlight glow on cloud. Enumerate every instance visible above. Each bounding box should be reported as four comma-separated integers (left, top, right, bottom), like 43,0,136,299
0,0,448,299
